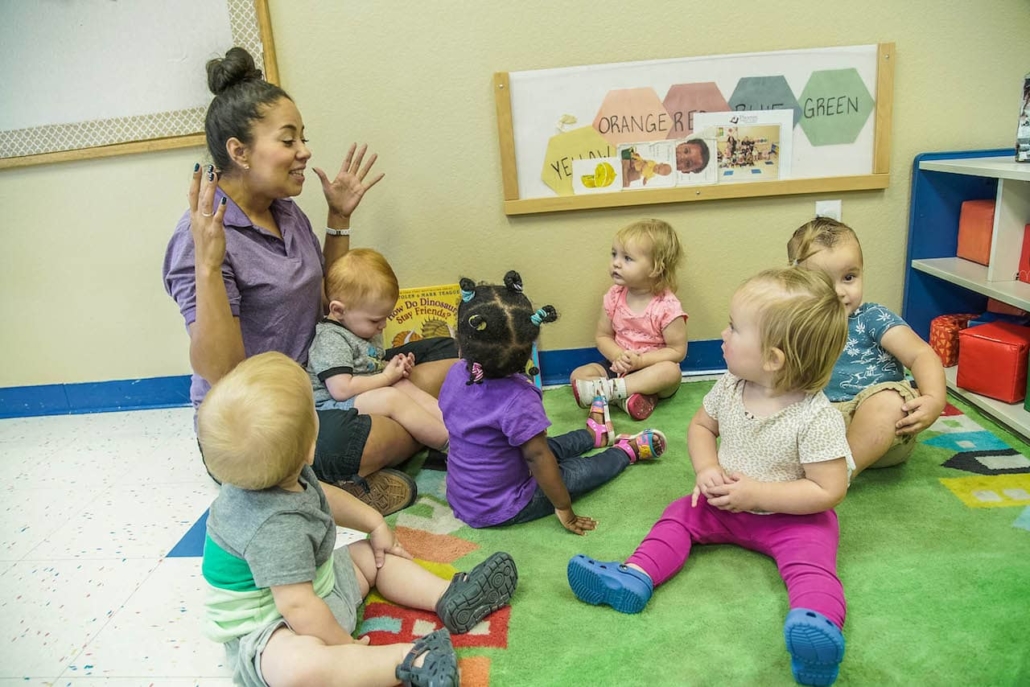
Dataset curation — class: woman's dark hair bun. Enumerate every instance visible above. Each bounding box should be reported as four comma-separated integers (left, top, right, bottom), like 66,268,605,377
206,47,264,96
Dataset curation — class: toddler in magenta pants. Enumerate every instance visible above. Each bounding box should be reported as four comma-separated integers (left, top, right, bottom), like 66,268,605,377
569,267,854,687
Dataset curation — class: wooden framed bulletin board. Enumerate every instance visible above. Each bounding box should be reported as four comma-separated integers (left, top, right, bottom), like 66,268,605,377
0,0,277,170
494,43,894,215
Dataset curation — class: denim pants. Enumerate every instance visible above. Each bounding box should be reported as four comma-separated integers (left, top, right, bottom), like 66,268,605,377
497,429,631,525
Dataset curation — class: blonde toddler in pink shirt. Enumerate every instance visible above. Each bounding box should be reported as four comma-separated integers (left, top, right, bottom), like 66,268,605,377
571,219,688,431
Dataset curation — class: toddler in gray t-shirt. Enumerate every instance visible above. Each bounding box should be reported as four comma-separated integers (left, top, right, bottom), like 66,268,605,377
307,248,450,453
198,352,517,687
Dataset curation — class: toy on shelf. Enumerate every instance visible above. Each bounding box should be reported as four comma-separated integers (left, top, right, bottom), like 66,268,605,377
957,322,1030,404
929,313,978,367
956,200,995,266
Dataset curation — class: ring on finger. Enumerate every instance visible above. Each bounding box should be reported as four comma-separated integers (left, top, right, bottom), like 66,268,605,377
201,211,214,217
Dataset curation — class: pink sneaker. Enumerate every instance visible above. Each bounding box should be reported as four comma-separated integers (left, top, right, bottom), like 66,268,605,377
624,393,658,421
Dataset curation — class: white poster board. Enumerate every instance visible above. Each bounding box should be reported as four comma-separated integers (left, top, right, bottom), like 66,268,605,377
506,45,881,202
0,0,276,168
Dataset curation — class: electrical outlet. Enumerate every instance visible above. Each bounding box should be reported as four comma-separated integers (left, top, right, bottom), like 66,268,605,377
815,200,842,222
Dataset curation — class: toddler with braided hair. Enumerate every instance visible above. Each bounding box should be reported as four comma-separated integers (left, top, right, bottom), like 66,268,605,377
438,271,667,535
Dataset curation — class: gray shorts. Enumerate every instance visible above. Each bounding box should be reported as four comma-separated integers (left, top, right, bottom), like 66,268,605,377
224,546,364,687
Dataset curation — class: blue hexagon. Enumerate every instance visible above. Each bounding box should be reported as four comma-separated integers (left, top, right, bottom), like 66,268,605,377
728,76,801,128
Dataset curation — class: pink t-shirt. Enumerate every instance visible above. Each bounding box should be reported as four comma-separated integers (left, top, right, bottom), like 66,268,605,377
603,286,687,353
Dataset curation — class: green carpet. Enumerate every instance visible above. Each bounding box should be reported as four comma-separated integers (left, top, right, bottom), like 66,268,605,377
390,381,1030,686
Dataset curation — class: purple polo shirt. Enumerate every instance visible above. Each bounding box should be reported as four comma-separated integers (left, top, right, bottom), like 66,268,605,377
162,190,324,407
439,361,551,528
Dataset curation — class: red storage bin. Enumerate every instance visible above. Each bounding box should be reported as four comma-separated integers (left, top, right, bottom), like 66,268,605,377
929,313,977,367
956,200,995,266
957,322,1030,403
1018,224,1030,284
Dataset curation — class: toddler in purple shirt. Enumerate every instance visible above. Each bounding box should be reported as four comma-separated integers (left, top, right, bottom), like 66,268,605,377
438,271,667,535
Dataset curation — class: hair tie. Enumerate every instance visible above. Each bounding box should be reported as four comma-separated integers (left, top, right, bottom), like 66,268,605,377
504,270,523,293
530,307,549,326
460,286,475,302
469,314,487,331
466,361,484,385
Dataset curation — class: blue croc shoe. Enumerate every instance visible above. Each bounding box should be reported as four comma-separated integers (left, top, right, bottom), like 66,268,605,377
567,554,653,614
783,608,846,686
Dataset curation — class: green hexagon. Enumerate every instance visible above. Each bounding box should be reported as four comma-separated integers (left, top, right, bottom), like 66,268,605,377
799,68,874,146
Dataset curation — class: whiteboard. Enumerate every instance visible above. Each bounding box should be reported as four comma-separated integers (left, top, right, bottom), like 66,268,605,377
0,0,276,167
506,45,880,202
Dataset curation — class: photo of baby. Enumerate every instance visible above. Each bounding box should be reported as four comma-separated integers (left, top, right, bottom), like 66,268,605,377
673,137,716,186
618,141,677,190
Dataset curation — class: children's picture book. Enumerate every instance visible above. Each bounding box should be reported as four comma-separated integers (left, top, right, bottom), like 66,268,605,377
672,136,717,186
571,157,622,194
617,141,677,190
384,284,461,349
692,110,793,179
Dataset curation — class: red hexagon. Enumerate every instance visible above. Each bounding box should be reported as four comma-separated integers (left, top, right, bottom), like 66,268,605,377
662,82,731,139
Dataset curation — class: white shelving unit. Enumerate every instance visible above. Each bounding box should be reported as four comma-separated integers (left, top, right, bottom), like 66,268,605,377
907,152,1030,439
944,367,1028,437
910,257,1030,310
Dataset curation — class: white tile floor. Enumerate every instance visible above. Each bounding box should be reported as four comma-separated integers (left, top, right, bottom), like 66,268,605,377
0,407,235,686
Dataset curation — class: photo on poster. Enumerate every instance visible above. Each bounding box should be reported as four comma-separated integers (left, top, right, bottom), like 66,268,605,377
571,157,622,194
697,123,781,183
692,110,793,178
1017,72,1030,163
617,141,677,190
672,136,717,186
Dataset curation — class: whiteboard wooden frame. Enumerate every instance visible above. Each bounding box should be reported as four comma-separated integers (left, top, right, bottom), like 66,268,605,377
0,0,278,171
494,43,894,216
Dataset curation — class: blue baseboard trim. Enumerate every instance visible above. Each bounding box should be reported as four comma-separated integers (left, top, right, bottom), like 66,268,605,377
0,340,726,418
538,339,725,387
0,375,192,419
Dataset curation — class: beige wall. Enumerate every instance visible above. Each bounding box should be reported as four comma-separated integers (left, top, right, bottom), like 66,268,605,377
2,1,1028,387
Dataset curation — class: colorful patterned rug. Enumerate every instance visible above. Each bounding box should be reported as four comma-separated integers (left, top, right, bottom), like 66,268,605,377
358,384,1030,685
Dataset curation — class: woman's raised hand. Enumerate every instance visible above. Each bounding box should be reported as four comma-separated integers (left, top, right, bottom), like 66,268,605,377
187,164,228,272
314,143,385,221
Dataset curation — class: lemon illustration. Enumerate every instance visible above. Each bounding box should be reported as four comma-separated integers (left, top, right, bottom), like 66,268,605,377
581,174,596,188
594,161,616,188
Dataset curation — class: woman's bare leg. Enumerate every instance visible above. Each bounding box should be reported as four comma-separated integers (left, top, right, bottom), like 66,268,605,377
406,358,457,398
355,387,448,450
357,415,420,476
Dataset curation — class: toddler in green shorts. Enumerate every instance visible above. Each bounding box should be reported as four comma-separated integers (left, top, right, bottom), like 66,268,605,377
198,352,517,687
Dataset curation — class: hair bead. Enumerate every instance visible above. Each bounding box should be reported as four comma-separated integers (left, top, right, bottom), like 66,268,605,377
466,361,485,385
504,271,523,292
459,277,476,302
